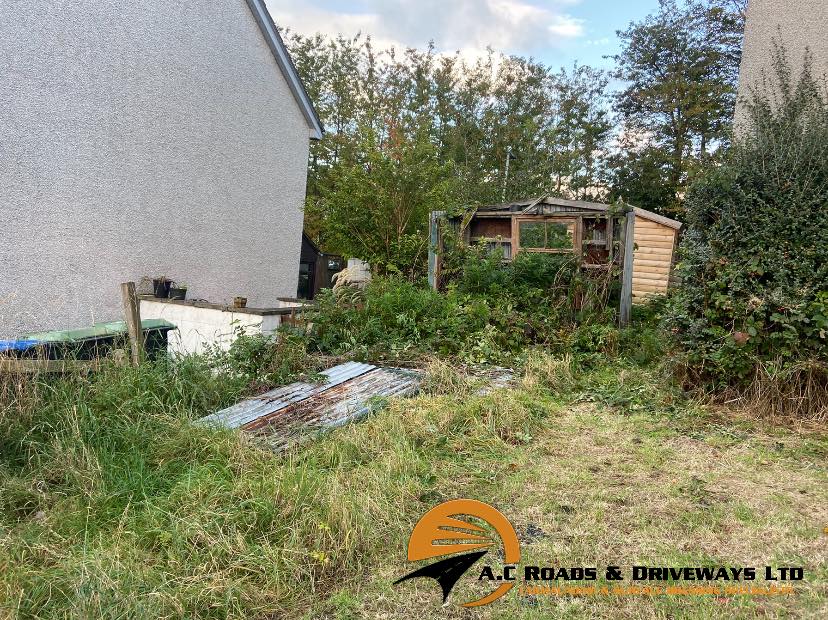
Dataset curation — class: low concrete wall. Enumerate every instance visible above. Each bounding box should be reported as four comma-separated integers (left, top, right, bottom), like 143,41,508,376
140,298,290,356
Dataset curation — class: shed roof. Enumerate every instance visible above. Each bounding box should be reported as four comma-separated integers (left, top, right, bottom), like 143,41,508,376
474,196,682,230
245,0,323,139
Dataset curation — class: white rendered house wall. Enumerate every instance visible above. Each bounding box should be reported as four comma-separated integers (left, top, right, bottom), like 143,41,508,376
140,299,283,356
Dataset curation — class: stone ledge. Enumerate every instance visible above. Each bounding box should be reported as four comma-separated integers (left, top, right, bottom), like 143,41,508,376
139,295,302,316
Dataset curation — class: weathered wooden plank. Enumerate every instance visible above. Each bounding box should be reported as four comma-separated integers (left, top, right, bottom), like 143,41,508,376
0,359,105,374
635,257,673,268
632,208,682,230
634,266,671,276
120,282,143,367
635,224,669,234
634,276,670,285
619,211,635,327
428,211,443,290
633,266,670,278
635,257,672,266
635,235,670,244
633,276,670,286
635,234,676,243
635,231,674,241
634,240,675,249
634,265,671,275
634,247,673,256
633,293,664,303
632,282,670,293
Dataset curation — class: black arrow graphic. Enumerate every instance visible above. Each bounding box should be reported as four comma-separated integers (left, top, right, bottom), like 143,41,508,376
393,550,488,602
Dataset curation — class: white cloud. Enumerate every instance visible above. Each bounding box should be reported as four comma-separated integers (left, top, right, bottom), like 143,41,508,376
266,0,584,59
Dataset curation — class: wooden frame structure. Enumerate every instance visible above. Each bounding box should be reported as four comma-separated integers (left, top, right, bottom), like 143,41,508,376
429,196,682,322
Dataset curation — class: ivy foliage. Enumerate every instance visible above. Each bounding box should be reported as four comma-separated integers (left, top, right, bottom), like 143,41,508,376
667,48,828,383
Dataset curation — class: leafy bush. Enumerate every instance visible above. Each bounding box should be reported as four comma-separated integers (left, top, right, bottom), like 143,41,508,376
206,328,323,390
569,323,619,356
309,246,622,364
455,246,579,301
666,50,828,397
308,278,484,360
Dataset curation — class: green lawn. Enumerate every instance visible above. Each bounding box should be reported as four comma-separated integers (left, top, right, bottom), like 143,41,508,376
1,356,826,619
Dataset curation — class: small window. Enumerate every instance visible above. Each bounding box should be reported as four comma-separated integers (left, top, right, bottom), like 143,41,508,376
297,262,313,299
483,241,512,260
471,236,512,260
518,220,574,251
583,220,606,244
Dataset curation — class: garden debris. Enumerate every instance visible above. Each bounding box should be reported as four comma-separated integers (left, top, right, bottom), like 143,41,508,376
470,365,515,393
199,361,421,451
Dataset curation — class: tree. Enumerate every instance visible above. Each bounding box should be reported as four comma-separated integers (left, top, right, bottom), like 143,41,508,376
610,0,744,217
284,31,615,275
309,124,458,279
606,140,676,213
546,64,613,200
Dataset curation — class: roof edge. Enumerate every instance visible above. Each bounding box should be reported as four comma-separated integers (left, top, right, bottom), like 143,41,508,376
470,196,683,229
245,0,324,139
632,207,682,230
302,231,321,255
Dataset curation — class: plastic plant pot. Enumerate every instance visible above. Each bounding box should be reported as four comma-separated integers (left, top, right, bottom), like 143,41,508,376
153,278,171,298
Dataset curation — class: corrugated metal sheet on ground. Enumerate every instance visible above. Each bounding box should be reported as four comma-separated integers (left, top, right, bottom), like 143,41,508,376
199,361,420,451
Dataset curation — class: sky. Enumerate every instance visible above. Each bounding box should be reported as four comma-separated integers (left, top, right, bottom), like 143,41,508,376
265,0,663,72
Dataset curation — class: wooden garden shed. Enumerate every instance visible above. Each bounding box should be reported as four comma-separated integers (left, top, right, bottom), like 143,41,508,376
628,206,683,302
430,196,682,303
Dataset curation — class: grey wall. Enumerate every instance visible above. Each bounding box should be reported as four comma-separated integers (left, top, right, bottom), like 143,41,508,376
736,0,828,127
0,0,312,336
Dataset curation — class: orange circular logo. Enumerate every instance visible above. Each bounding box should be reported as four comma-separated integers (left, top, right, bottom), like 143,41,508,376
394,499,520,607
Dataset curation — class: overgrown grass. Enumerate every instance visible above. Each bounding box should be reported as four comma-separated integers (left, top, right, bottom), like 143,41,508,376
308,357,828,619
0,348,554,618
1,333,825,618
0,283,824,618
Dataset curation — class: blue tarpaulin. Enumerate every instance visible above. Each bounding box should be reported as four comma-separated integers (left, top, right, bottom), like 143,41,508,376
0,339,41,354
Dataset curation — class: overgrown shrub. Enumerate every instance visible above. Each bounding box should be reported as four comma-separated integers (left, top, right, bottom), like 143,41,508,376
309,253,619,365
666,49,828,414
455,246,578,300
308,278,486,360
206,328,322,390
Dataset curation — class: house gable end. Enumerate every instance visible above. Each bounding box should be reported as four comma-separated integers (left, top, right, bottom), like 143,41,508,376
244,0,323,139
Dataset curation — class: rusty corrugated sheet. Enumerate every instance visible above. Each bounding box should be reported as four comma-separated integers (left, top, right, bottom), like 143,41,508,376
199,361,420,450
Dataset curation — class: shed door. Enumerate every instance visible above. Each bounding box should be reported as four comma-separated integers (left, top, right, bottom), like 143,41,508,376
632,220,675,301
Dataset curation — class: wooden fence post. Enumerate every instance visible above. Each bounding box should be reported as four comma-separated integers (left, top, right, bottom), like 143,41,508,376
619,211,635,327
120,282,143,366
427,211,444,291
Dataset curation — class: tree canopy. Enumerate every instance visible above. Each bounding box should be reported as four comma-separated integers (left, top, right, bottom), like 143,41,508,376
285,0,744,275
